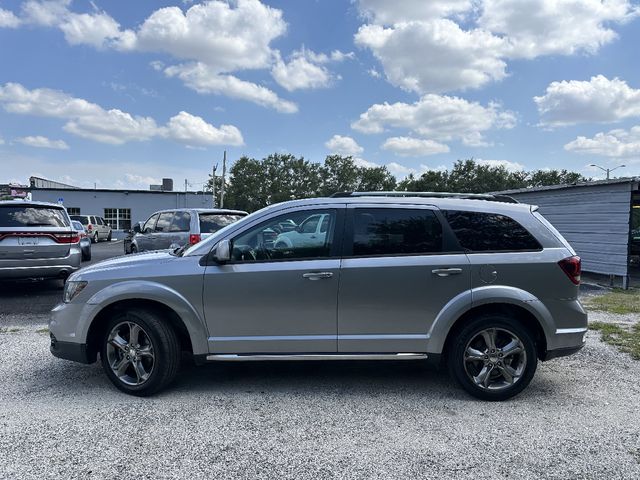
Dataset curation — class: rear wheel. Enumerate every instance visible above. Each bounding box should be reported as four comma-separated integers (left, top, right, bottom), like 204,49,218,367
100,309,181,396
107,231,112,241
448,314,537,401
82,247,91,261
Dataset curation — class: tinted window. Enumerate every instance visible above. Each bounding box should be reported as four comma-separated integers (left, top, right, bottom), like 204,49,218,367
143,214,159,233
96,217,104,225
444,210,541,252
352,208,442,256
171,211,191,232
199,213,245,233
71,220,84,231
155,213,174,233
70,215,88,225
232,210,336,262
0,206,69,227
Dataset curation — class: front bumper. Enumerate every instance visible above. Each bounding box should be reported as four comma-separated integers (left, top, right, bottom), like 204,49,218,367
49,333,93,363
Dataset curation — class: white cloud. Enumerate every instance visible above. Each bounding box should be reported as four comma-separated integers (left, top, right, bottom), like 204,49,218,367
356,0,473,24
272,51,332,91
164,111,243,147
353,157,379,168
325,135,364,156
164,62,298,113
382,137,450,156
130,0,285,71
479,0,639,59
564,126,640,158
0,8,21,28
384,162,447,179
0,136,5,145
355,19,507,94
0,83,243,148
352,94,516,148
534,75,640,127
16,136,69,150
475,158,525,171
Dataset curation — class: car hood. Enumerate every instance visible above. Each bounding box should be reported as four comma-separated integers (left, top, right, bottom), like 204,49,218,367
70,251,176,280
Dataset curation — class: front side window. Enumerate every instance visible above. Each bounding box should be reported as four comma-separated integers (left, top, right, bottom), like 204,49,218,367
143,214,159,233
155,213,174,233
231,209,337,262
444,210,541,252
351,208,443,256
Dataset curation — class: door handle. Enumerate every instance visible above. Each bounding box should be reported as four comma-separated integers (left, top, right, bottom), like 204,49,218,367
432,268,463,277
302,272,333,280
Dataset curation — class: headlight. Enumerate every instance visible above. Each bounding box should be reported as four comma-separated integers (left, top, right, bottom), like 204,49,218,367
63,281,88,303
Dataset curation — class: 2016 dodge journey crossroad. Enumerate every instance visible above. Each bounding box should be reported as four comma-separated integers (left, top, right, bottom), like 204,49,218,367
49,192,587,400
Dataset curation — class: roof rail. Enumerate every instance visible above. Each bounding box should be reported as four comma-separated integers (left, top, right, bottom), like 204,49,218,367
330,191,519,204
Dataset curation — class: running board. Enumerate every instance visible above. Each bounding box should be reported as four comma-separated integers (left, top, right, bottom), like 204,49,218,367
205,353,429,362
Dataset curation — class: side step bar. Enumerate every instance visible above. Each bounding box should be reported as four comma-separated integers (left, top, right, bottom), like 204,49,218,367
206,353,429,362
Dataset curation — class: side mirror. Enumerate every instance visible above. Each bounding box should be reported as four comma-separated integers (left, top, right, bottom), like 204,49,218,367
133,223,141,233
213,239,231,263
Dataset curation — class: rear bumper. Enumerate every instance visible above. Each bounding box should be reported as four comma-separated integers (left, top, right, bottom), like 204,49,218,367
49,334,93,364
0,249,82,279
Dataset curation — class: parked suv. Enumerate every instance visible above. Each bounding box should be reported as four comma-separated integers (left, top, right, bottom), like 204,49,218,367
0,200,81,280
70,215,112,243
49,193,587,400
129,208,247,253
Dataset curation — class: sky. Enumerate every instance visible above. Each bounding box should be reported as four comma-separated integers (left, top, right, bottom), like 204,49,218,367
1,0,640,190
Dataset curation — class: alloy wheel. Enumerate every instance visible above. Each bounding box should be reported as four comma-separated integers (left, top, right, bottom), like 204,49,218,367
463,327,527,391
106,321,155,386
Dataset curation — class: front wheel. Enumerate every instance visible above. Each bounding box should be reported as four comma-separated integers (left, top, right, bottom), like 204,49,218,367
100,309,181,396
448,314,537,401
107,231,112,241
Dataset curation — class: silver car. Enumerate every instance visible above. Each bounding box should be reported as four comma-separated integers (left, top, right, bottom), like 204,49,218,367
49,193,587,400
130,208,247,253
71,220,91,262
70,215,112,244
0,200,82,280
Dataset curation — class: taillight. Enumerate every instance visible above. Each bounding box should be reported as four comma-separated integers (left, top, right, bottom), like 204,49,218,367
53,233,80,244
189,234,201,245
558,256,581,285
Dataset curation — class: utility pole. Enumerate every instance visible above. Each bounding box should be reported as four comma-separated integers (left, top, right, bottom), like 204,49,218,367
220,150,226,208
211,163,218,208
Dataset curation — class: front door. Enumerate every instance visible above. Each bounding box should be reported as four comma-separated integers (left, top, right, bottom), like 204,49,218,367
203,206,345,354
337,205,471,353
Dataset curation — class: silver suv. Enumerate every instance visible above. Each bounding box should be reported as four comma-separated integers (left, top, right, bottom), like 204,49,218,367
49,193,587,400
0,200,81,280
70,215,112,243
130,208,247,253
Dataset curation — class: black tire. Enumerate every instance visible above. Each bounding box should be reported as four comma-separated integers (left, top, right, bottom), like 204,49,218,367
107,231,112,241
130,244,138,254
100,308,181,396
448,314,537,401
82,248,91,262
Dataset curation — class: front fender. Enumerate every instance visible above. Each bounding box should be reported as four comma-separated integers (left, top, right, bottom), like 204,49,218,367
79,280,209,355
426,285,554,354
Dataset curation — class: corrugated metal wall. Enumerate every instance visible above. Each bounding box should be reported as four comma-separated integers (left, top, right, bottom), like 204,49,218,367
505,182,635,277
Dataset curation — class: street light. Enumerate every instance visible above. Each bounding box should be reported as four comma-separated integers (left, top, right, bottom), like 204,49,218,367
589,163,626,180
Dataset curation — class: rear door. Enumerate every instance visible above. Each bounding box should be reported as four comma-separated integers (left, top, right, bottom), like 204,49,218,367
0,204,74,260
337,205,471,353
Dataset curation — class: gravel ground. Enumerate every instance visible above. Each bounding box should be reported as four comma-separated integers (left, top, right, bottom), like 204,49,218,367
1,310,639,479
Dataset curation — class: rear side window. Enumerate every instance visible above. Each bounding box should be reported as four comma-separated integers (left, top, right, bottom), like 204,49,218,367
155,212,174,232
0,206,69,227
199,214,245,233
170,211,191,232
444,210,541,252
351,208,443,256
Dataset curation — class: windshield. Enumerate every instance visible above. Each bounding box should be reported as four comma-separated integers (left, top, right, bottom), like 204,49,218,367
0,205,69,227
70,215,89,225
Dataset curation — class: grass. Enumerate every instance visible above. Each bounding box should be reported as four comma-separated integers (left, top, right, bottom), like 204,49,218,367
0,327,20,334
36,327,49,334
584,288,640,315
590,321,640,360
